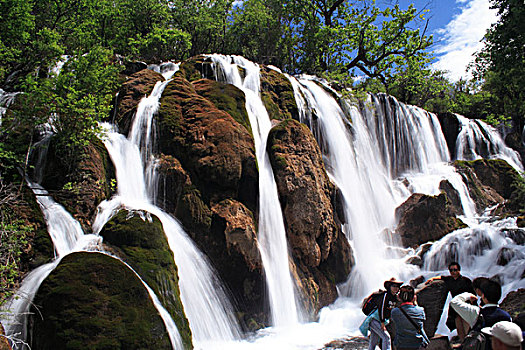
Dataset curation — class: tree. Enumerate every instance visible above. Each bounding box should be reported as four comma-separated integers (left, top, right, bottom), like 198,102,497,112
226,0,295,68
287,0,433,84
471,0,525,131
170,0,233,58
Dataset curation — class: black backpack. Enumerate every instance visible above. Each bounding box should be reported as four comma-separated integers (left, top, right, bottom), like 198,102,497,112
361,290,385,315
462,315,487,350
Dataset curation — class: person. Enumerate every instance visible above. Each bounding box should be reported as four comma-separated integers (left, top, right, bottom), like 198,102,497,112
426,262,475,340
451,279,512,350
367,277,403,350
481,321,523,350
391,285,430,350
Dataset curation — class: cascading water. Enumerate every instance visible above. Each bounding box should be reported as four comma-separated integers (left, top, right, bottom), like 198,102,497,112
207,54,302,327
94,66,242,345
0,88,20,126
455,114,524,173
1,182,93,348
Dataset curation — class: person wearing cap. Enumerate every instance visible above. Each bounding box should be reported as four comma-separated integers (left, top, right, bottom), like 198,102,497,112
368,277,403,350
482,321,523,350
426,262,474,341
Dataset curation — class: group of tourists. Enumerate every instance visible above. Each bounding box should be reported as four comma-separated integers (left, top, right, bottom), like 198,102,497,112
360,262,524,350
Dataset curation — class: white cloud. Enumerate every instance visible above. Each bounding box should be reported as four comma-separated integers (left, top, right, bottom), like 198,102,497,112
432,0,498,81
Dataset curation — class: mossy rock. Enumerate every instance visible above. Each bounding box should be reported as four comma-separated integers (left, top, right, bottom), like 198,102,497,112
454,158,525,215
193,78,252,135
29,252,172,350
177,55,215,82
37,138,116,230
260,66,298,121
100,210,193,349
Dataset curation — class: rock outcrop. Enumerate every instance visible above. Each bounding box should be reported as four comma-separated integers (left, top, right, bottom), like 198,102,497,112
113,68,164,134
260,66,298,121
99,210,192,348
151,72,265,324
395,193,466,247
39,139,115,230
267,119,353,313
500,288,525,319
437,112,461,159
29,252,172,350
416,280,448,338
454,159,525,215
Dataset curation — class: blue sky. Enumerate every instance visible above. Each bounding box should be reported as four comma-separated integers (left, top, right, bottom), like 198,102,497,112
390,0,498,81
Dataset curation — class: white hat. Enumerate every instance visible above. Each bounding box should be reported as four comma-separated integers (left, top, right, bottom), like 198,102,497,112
481,321,523,347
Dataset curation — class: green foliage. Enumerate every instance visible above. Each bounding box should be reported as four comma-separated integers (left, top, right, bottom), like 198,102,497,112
227,0,294,67
170,0,233,58
22,47,119,165
471,0,525,131
128,27,191,62
0,182,30,305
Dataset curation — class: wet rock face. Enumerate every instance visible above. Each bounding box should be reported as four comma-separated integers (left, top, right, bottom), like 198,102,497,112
439,180,463,216
147,73,264,323
267,119,353,313
40,140,115,230
416,280,448,338
157,74,258,211
454,158,524,215
260,67,299,121
113,68,164,135
500,288,525,319
99,210,193,348
395,193,466,248
29,252,172,350
437,112,461,159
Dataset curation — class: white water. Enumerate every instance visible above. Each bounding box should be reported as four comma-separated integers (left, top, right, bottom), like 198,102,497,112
1,182,96,348
0,88,20,126
95,68,242,345
455,114,524,173
207,54,302,327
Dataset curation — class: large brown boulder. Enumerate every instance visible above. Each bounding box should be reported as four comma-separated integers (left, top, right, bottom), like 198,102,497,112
267,118,353,314
416,280,448,338
150,73,265,324
29,252,172,350
157,74,258,211
113,69,164,135
210,199,265,321
395,193,466,247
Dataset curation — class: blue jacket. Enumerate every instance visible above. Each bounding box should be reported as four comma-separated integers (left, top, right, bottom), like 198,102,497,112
391,304,429,349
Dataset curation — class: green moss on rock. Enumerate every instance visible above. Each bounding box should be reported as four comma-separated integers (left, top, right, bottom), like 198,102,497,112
100,210,193,349
193,79,252,135
177,55,215,82
30,252,172,350
260,67,298,121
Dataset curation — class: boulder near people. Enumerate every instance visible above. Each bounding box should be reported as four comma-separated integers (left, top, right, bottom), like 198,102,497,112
391,285,430,350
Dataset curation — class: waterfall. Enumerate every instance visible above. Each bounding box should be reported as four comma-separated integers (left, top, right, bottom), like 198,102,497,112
1,182,93,348
455,114,524,173
207,54,302,327
0,88,20,126
95,69,241,344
